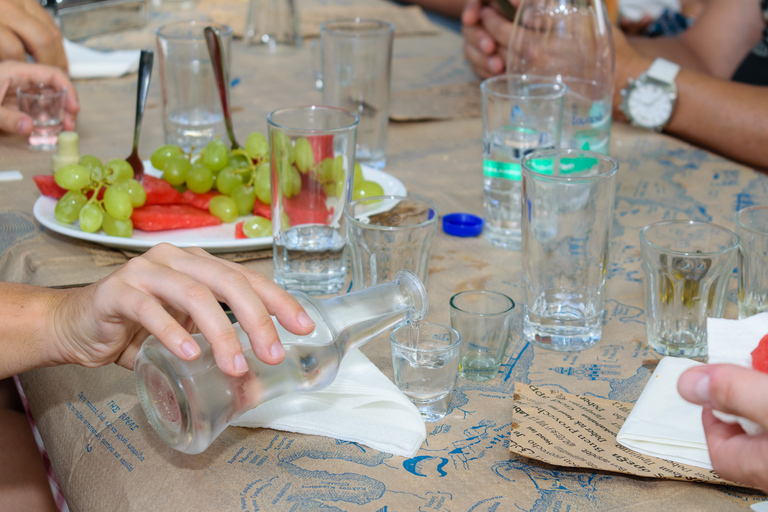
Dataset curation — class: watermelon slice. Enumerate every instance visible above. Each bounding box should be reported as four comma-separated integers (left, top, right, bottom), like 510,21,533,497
253,198,271,219
283,178,331,226
751,334,768,373
307,134,334,163
142,175,184,205
235,220,247,239
131,204,222,231
182,189,220,211
33,175,67,199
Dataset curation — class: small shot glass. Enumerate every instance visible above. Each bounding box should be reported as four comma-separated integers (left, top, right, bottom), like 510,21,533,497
16,85,66,151
450,290,515,382
390,322,461,422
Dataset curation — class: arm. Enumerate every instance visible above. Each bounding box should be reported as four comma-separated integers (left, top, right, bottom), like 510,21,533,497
462,0,511,78
678,364,768,492
0,244,315,379
0,0,67,71
403,0,468,19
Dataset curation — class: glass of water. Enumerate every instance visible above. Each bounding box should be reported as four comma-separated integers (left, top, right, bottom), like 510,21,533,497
17,85,66,151
156,20,232,150
390,322,461,422
480,74,565,250
735,205,768,319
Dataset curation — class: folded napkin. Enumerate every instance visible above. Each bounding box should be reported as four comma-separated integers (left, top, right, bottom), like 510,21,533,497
616,356,711,469
63,39,141,79
232,348,427,457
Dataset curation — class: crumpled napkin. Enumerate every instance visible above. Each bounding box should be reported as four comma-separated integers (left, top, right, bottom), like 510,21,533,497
63,39,141,79
232,348,427,457
616,356,711,469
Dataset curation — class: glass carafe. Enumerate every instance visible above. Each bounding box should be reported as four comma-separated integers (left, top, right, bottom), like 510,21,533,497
134,269,428,454
506,0,615,154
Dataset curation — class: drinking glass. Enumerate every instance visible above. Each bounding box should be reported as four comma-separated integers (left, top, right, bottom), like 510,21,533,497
245,0,301,50
735,206,768,318
17,85,66,151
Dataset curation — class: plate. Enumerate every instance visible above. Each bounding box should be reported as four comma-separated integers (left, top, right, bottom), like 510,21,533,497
33,163,407,254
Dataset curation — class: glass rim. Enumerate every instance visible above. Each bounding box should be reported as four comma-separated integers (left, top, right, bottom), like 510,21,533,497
16,85,67,98
344,195,438,230
267,105,359,133
390,322,462,352
521,148,618,183
319,18,395,36
480,73,567,100
156,20,233,41
449,290,515,316
639,219,740,256
735,205,768,236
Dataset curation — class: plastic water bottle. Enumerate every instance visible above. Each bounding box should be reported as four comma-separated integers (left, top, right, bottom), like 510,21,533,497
506,0,615,154
134,269,428,454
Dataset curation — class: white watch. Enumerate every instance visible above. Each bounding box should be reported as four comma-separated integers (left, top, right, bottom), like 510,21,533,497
620,58,680,131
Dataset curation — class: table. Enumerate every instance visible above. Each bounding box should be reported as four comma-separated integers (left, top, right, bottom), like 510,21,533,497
3,3,768,510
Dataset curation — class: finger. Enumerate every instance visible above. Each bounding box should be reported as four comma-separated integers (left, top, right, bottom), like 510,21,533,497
462,23,496,55
461,0,483,25
0,105,32,135
2,3,66,69
0,27,27,63
480,5,514,48
464,41,500,79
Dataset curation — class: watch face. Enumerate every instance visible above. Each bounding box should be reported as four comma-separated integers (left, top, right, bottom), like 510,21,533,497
627,83,673,129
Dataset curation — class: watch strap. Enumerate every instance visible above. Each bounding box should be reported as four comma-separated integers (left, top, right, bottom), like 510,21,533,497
646,58,680,85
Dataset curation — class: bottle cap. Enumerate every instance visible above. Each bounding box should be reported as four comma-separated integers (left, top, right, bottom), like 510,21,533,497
442,213,483,237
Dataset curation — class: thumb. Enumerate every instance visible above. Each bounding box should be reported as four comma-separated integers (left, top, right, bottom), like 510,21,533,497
0,106,33,135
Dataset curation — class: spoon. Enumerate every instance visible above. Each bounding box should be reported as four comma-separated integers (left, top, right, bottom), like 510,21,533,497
126,50,154,182
204,26,241,150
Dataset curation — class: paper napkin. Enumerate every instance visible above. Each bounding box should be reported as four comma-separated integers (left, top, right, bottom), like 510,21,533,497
232,348,427,457
616,356,711,469
63,39,141,79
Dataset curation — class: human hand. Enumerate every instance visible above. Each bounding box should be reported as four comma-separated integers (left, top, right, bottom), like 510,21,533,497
0,61,79,136
461,0,512,78
678,364,768,492
0,0,67,70
47,244,316,377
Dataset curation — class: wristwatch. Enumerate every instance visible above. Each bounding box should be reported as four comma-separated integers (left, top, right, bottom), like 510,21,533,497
620,58,681,131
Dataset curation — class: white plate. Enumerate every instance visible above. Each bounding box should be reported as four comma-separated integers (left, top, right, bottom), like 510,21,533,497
33,163,406,254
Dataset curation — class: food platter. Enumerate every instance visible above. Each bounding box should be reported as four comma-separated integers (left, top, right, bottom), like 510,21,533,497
33,163,407,254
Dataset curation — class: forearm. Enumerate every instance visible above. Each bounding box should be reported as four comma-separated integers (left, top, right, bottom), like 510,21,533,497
628,36,709,73
405,0,466,19
0,283,67,378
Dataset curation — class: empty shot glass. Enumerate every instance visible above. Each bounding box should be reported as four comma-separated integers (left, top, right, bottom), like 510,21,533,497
345,195,439,291
390,322,461,422
17,85,67,151
735,205,768,319
640,220,739,357
450,290,515,381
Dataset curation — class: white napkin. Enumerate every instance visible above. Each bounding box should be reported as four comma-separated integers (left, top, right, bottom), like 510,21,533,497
63,39,141,79
616,356,711,469
232,348,427,457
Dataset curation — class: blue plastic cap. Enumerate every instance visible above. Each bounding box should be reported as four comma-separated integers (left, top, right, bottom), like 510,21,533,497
442,213,483,237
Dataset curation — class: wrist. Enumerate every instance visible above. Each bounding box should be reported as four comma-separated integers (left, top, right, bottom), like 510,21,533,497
613,55,653,120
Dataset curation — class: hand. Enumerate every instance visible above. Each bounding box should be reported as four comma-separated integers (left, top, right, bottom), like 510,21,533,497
47,244,316,377
461,0,512,78
678,364,768,492
0,61,79,136
0,0,67,70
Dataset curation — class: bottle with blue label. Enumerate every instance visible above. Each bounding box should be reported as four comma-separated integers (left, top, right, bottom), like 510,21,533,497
506,0,615,155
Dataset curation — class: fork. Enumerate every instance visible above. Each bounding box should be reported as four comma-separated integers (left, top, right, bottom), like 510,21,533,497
126,50,154,182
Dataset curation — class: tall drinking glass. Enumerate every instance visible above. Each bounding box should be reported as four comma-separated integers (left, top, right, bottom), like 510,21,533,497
736,206,768,319
521,149,618,351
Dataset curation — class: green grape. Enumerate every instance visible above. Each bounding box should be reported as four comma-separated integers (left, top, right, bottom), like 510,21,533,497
229,153,250,170
294,137,314,174
115,178,147,207
54,190,87,224
245,132,268,161
103,186,133,221
102,212,133,238
105,159,134,183
209,195,239,223
78,202,104,233
79,155,104,181
353,179,384,200
186,163,214,193
216,167,243,195
253,162,271,205
317,157,335,183
55,164,91,191
163,156,191,186
272,131,295,164
203,139,229,171
353,161,363,185
324,178,344,198
279,158,301,198
242,216,272,238
332,155,345,182
151,145,184,170
280,211,291,229
232,184,256,215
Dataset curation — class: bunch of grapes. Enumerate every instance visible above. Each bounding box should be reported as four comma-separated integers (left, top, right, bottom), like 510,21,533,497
54,157,145,237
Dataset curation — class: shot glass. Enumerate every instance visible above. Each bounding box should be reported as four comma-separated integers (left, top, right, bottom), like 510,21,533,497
640,220,739,357
390,322,461,422
345,195,438,291
521,149,618,351
320,19,395,169
450,290,515,381
735,206,768,319
480,74,566,250
16,85,67,151
269,105,358,295
156,20,232,149
245,0,301,50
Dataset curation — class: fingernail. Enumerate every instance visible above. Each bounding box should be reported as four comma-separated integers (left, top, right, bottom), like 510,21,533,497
298,312,315,329
16,118,32,135
693,374,711,403
234,353,248,373
270,342,285,360
181,341,199,359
